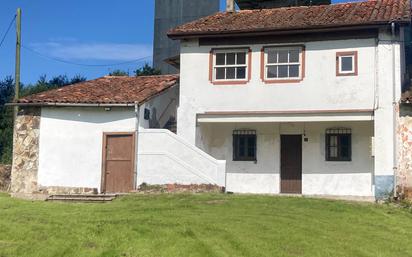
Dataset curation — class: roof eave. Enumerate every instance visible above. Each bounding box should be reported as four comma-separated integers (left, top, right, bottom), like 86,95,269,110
5,102,138,107
168,21,411,40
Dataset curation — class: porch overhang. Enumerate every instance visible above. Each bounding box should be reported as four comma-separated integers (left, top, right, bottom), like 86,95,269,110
197,109,374,123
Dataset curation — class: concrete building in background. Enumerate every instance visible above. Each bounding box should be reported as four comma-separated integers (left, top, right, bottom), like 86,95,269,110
153,0,220,74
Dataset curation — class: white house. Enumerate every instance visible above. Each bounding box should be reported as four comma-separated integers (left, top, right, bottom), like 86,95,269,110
9,0,412,200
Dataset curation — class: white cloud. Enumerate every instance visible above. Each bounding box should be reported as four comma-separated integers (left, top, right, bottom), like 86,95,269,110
29,39,153,61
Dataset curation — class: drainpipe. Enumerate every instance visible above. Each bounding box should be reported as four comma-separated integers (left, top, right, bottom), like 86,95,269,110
134,101,140,191
391,22,398,198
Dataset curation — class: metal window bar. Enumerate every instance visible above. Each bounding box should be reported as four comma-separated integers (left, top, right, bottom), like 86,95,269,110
233,130,257,161
325,128,352,161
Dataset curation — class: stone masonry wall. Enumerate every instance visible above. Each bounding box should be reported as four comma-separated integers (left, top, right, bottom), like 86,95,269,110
398,104,412,198
10,107,41,195
0,164,11,191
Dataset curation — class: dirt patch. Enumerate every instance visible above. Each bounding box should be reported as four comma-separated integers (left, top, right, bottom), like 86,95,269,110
136,183,224,194
0,164,11,192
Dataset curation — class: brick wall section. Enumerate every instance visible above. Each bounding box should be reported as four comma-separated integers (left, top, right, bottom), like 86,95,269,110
10,107,41,194
398,104,412,198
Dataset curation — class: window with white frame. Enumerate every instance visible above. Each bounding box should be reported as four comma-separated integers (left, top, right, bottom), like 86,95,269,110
212,49,248,82
336,51,357,76
264,46,303,81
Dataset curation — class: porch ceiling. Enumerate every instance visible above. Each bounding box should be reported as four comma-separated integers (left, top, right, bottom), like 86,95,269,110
197,110,374,123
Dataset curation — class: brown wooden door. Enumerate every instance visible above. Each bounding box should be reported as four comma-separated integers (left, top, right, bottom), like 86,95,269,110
102,133,135,193
280,135,302,194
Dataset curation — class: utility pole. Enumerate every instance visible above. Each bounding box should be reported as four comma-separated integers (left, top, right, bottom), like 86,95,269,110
14,8,21,121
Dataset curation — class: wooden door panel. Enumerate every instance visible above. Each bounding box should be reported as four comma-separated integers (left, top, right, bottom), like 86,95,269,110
106,135,133,160
280,135,302,194
103,133,135,193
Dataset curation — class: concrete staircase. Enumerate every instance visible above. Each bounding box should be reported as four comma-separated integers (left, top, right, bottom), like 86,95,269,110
46,194,117,203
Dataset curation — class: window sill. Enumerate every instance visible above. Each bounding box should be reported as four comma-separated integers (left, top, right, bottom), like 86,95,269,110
211,80,249,85
262,78,303,84
336,73,357,77
233,159,257,163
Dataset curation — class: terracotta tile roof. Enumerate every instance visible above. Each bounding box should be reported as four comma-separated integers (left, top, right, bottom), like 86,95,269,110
168,0,411,38
16,75,179,106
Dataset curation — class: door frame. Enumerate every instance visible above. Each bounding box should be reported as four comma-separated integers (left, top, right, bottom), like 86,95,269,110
101,132,136,193
279,134,303,194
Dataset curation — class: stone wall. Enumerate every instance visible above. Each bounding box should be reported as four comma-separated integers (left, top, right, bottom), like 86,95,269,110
10,107,41,195
0,164,11,191
397,104,412,198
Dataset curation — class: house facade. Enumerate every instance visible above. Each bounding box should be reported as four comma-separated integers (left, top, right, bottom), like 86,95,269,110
168,0,412,198
9,0,412,200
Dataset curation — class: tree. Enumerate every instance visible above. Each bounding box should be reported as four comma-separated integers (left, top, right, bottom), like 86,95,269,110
20,74,86,97
134,63,161,76
109,70,129,76
0,77,15,164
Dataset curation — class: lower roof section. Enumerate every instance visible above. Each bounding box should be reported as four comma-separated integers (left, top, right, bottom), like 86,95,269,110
197,109,374,123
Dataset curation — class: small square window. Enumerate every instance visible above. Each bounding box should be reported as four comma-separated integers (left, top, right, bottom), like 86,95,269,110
336,52,357,76
233,130,256,161
341,56,353,72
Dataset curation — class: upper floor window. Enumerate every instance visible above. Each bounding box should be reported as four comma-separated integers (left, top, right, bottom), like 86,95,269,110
262,46,305,83
325,128,352,161
210,48,250,84
336,51,358,76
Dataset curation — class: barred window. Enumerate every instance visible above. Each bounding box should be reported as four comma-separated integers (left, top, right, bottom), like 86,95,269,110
325,128,352,161
233,130,256,161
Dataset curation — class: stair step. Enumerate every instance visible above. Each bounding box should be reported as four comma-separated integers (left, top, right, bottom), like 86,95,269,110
46,194,117,202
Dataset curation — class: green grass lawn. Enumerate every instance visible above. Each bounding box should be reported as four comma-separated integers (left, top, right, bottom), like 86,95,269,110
0,193,411,257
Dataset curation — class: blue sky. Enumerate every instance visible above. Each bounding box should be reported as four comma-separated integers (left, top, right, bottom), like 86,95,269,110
0,0,346,84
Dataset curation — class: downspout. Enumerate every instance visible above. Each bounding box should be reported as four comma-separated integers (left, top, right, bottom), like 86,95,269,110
134,101,140,191
391,22,398,198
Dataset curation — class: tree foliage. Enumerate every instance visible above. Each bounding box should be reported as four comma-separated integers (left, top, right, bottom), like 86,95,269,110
0,77,15,164
109,70,129,76
134,63,161,76
0,74,86,164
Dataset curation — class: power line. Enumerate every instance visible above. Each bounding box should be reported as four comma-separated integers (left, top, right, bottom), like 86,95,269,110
21,44,152,67
0,15,16,49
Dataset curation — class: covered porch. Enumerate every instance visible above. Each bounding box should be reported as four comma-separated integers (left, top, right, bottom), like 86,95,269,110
196,110,375,197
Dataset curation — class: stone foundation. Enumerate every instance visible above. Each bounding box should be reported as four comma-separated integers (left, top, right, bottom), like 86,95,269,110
0,164,11,191
397,104,412,198
136,183,224,194
10,107,41,194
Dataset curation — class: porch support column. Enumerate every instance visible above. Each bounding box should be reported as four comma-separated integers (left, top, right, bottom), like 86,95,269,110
373,29,401,199
374,108,396,198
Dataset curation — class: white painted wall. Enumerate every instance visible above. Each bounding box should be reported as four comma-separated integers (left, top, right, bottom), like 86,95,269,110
200,121,374,196
178,37,378,144
38,107,136,191
137,129,226,186
374,30,402,178
37,105,225,192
